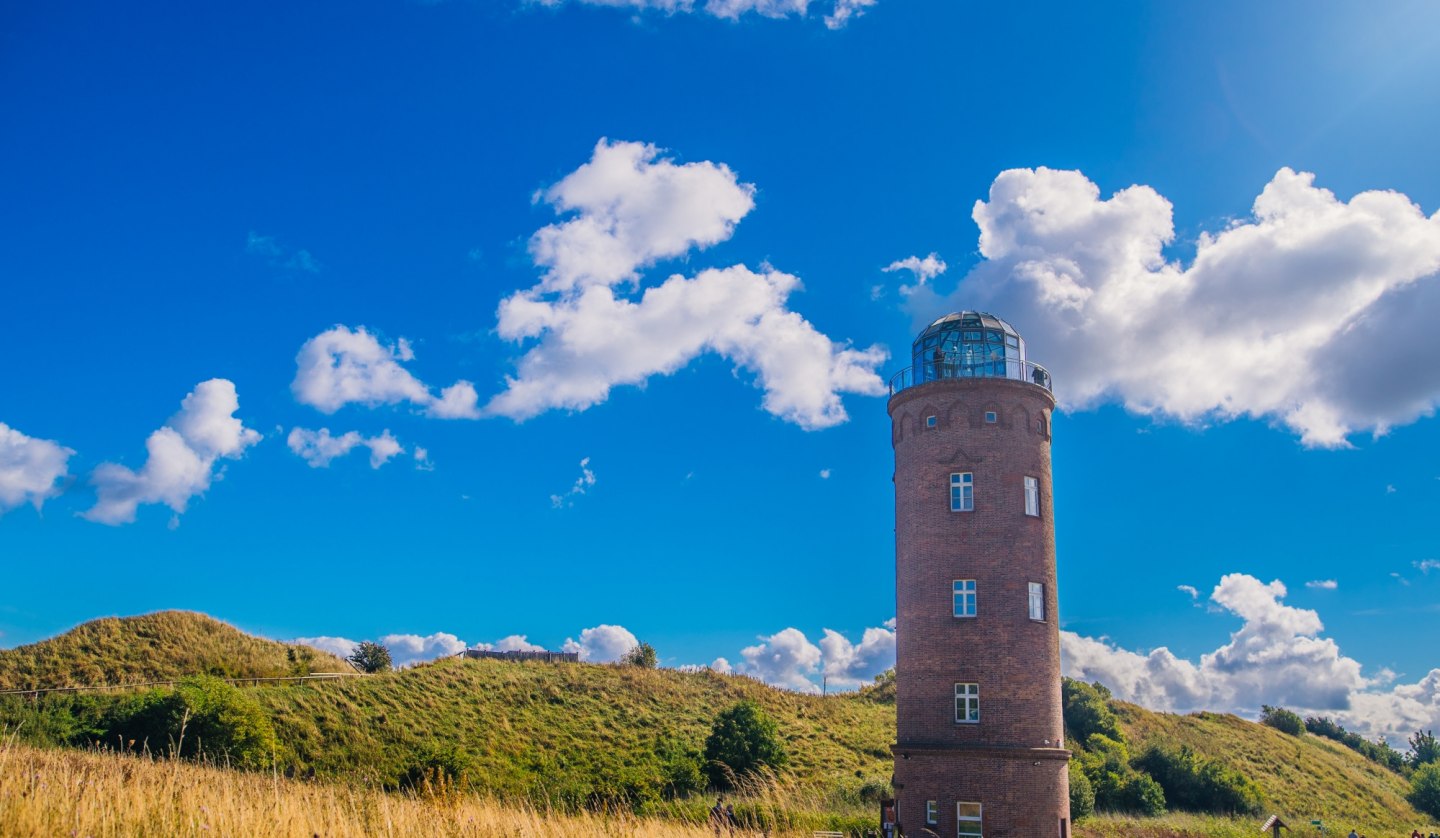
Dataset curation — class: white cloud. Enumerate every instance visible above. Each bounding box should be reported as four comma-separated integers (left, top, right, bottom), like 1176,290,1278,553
292,325,481,419
1305,579,1338,590
883,252,948,296
1415,559,1440,574
914,167,1440,448
710,657,734,674
819,624,895,688
380,632,468,666
529,0,874,27
472,634,548,653
85,379,261,525
550,456,597,508
488,140,887,430
736,627,823,693
0,423,74,515
1062,572,1440,743
292,635,358,659
287,427,405,469
413,446,435,471
563,624,640,662
1177,584,1199,599
818,468,831,479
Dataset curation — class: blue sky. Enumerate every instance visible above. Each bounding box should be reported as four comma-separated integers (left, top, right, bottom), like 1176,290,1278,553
2,1,1438,735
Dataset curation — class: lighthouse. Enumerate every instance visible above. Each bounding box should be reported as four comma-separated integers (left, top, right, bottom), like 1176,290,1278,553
887,312,1070,837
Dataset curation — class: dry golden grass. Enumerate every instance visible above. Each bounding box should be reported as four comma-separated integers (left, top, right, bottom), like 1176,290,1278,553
0,739,730,838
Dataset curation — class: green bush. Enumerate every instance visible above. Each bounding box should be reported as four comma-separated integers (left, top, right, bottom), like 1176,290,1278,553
348,641,392,673
1069,761,1095,819
97,676,277,769
1409,762,1440,818
1133,744,1262,814
1115,773,1166,816
703,700,787,790
400,740,472,791
1260,705,1305,737
1410,730,1440,769
655,736,706,799
621,642,658,668
1306,715,1407,772
1063,679,1122,744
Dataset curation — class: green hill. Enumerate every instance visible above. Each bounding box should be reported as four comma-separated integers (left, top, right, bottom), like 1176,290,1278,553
0,611,351,690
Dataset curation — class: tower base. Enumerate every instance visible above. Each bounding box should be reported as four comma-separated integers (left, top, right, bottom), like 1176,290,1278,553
891,745,1070,837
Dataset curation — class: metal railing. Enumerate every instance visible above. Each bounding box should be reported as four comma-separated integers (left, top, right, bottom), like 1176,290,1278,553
889,358,1053,396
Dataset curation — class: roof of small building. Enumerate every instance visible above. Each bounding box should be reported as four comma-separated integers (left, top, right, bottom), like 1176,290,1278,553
917,311,1021,341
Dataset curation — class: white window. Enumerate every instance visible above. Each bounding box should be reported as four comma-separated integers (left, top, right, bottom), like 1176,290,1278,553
926,800,938,825
926,415,937,428
1029,582,1045,621
958,801,983,837
1024,476,1039,517
954,683,979,724
950,472,973,512
953,580,976,618
984,411,997,424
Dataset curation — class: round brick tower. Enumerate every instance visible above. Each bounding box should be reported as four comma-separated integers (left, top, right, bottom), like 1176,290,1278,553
887,312,1070,838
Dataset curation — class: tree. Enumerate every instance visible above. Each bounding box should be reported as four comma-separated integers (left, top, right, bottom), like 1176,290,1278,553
1063,679,1122,745
1260,705,1305,737
1409,729,1440,769
1068,761,1095,819
621,642,658,668
1409,762,1440,819
703,700,787,789
348,641,392,674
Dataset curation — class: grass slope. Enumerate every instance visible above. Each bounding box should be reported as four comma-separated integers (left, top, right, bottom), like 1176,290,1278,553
0,611,351,690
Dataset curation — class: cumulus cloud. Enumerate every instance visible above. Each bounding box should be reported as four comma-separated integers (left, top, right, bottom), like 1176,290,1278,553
913,167,1440,447
472,634,548,653
381,632,468,666
1062,572,1440,742
735,627,823,692
563,624,640,662
529,0,874,27
488,140,886,429
0,423,74,515
287,427,405,469
85,379,261,525
819,624,896,688
720,623,896,693
292,635,358,660
883,252,947,296
292,325,481,419
551,456,597,508
1305,579,1338,590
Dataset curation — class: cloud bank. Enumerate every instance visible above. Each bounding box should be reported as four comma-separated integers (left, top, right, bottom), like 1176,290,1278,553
910,167,1440,447
489,139,887,429
85,379,261,525
0,423,74,515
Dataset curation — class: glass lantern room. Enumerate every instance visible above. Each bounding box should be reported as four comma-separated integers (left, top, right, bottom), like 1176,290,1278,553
890,311,1052,394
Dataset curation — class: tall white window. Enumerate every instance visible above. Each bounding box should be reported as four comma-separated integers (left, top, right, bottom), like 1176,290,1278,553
1028,582,1045,621
957,801,983,837
954,682,979,723
1024,476,1039,517
950,472,973,512
953,580,976,618
926,800,938,825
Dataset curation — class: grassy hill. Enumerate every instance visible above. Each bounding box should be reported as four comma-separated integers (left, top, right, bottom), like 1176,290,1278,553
0,611,351,690
1,613,1435,835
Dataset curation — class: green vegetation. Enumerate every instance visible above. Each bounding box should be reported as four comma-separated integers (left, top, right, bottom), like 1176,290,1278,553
1411,730,1440,769
1412,763,1440,819
0,611,350,690
703,700,788,789
621,642,658,669
1133,744,1263,815
348,641,392,674
1305,714,1407,772
1259,705,1305,737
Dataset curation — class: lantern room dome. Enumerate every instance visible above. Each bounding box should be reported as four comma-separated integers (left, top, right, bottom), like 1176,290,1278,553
889,311,1052,395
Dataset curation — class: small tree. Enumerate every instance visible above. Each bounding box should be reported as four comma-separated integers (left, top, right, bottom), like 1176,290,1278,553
1409,729,1440,769
621,642,658,668
348,641,392,674
1260,705,1305,736
1409,762,1440,819
1063,679,1122,744
703,700,788,789
1068,761,1095,819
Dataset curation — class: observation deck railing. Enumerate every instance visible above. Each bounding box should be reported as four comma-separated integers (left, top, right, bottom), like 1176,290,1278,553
888,357,1054,396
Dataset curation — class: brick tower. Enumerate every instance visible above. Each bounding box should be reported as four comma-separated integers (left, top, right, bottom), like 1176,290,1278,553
887,312,1070,838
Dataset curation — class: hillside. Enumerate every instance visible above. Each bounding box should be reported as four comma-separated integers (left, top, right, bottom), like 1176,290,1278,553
0,611,351,690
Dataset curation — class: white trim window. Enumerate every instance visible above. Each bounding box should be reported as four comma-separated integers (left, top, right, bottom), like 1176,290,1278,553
1028,582,1045,622
954,682,979,724
950,472,973,512
953,579,976,618
958,801,983,837
926,800,938,826
1024,476,1039,517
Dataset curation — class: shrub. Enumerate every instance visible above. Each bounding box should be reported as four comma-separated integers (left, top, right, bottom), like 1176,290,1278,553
1306,715,1407,773
1410,762,1440,818
100,676,277,769
654,737,705,799
400,741,472,792
621,643,658,669
703,700,787,789
1133,744,1262,814
1068,761,1095,819
348,641,392,673
1260,705,1305,737
1410,730,1440,769
1063,679,1122,744
1113,773,1166,816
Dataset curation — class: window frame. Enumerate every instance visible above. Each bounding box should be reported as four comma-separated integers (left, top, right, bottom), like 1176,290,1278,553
1024,475,1040,517
1028,581,1045,622
984,410,997,424
926,800,938,826
953,579,977,618
954,682,980,724
950,472,974,512
926,415,937,428
957,801,983,837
